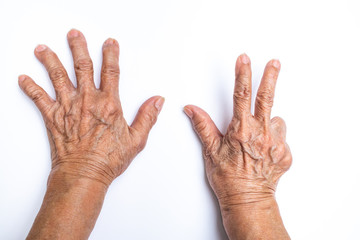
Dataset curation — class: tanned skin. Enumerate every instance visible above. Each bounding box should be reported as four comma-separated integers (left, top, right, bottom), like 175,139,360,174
19,29,164,239
19,29,291,240
184,54,292,240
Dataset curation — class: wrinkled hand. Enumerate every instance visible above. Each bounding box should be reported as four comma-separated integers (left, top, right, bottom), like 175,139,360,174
184,54,292,207
19,29,164,186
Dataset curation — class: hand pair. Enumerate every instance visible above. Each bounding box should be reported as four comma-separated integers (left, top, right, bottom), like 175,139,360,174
20,29,292,240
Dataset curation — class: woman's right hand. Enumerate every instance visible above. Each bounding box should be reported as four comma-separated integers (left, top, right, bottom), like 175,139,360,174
19,29,164,187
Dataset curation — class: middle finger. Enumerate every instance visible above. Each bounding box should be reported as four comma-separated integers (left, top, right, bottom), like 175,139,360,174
67,29,95,92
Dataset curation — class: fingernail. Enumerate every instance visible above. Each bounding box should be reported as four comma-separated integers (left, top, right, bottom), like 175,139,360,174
272,59,281,69
155,97,165,113
18,75,26,82
104,38,116,46
240,53,250,64
35,45,47,52
183,107,193,119
68,29,80,38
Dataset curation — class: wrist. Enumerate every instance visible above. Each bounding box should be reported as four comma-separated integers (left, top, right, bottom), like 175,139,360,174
219,195,277,214
214,181,276,212
51,153,116,187
219,197,290,240
218,191,276,212
48,165,111,192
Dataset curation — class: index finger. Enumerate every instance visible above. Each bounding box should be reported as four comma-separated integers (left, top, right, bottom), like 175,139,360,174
254,59,281,123
233,53,252,120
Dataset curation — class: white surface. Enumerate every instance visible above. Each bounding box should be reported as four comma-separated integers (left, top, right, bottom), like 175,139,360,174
1,0,360,239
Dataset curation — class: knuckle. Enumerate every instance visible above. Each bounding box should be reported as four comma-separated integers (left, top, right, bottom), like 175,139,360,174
139,107,156,123
102,64,120,77
279,143,292,169
271,116,287,134
132,132,147,153
272,143,286,157
271,116,285,126
137,138,147,152
256,91,274,107
237,131,248,142
194,120,207,136
29,88,44,102
279,144,287,157
227,123,246,142
105,101,117,112
54,108,65,126
223,134,241,154
281,154,293,169
49,67,67,82
75,58,93,72
103,101,121,118
234,86,251,101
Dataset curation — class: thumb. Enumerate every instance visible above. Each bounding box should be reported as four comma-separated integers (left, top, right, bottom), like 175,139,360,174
130,96,165,151
184,105,223,150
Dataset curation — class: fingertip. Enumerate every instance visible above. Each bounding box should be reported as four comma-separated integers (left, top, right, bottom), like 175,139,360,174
184,105,204,115
240,53,250,64
18,75,27,89
34,44,47,54
34,45,50,62
184,104,198,110
236,53,250,64
184,104,193,110
154,96,165,113
103,38,119,48
269,59,281,70
183,106,194,119
235,53,250,76
67,28,81,38
18,74,26,83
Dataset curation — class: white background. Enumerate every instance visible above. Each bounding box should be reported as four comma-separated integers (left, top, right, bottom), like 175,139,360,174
0,0,360,239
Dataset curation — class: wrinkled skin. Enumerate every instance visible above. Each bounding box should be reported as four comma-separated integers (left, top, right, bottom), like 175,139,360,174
19,30,164,186
20,29,165,240
205,113,292,207
19,28,290,239
184,54,292,239
185,54,292,204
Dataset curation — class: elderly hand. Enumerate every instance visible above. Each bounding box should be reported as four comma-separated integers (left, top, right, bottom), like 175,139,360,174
19,29,164,186
20,29,164,240
184,54,292,239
